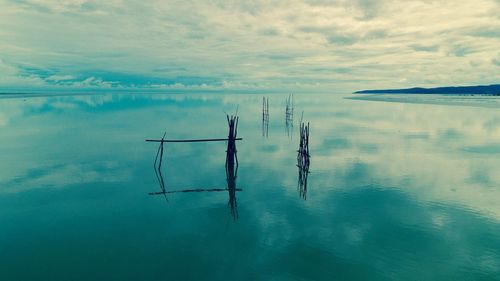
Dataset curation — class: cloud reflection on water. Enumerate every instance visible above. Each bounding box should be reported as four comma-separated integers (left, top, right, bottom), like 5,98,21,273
0,93,500,279
1,93,500,217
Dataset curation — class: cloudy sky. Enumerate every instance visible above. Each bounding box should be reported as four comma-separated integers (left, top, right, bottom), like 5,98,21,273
0,0,499,93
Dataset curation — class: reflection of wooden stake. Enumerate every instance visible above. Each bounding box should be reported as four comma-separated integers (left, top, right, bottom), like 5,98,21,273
149,188,242,195
297,120,310,200
226,114,239,219
286,94,293,122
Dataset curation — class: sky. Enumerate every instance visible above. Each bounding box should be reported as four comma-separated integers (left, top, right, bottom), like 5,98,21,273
0,0,499,93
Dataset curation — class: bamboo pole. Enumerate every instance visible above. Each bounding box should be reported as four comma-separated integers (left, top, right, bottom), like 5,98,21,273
226,114,239,219
262,96,269,137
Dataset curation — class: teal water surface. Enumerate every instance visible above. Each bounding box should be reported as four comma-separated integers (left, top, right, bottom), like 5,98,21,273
1,93,500,280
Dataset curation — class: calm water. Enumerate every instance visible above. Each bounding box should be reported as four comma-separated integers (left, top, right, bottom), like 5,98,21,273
1,93,500,280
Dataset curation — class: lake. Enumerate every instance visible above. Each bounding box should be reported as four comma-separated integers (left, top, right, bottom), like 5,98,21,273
1,93,499,280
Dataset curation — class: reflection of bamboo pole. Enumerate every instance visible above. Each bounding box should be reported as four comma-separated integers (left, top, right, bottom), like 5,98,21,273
149,188,242,195
146,138,242,143
297,119,310,199
263,97,268,122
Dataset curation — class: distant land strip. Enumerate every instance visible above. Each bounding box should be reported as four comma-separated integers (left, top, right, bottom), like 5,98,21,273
355,84,500,95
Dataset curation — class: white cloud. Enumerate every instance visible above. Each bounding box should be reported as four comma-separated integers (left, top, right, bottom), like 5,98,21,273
45,74,75,81
493,53,500,66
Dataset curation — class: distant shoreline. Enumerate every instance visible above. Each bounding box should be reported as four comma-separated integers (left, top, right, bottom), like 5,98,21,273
355,84,500,95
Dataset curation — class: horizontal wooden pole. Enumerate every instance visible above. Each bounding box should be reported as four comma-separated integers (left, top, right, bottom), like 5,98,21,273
145,138,242,143
149,188,242,195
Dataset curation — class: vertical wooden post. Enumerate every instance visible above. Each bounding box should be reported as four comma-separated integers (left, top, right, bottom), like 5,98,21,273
153,132,168,200
226,114,239,219
262,97,270,137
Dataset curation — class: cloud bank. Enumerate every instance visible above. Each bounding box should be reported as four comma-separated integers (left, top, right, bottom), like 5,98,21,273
0,0,499,92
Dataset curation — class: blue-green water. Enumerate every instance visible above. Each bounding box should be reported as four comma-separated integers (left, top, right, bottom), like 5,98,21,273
1,93,500,280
